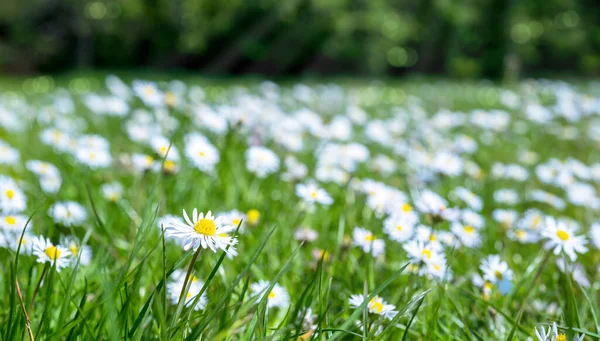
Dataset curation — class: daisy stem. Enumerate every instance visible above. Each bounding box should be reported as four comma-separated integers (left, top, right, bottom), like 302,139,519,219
15,279,34,341
171,246,202,329
29,263,49,312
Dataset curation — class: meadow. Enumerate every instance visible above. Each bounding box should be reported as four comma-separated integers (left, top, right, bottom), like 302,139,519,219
0,75,599,340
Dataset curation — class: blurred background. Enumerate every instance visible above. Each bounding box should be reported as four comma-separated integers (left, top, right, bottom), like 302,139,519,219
0,0,598,79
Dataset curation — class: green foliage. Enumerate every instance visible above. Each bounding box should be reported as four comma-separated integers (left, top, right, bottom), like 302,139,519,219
0,0,598,76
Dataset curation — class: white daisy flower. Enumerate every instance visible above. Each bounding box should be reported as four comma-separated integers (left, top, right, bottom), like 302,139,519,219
0,214,29,232
32,236,71,271
348,294,397,320
219,210,247,233
295,182,333,206
0,177,27,213
480,255,513,285
150,135,179,161
131,153,155,172
164,209,237,254
133,81,164,107
383,214,415,243
245,146,280,178
294,227,318,242
166,269,207,311
74,147,112,169
0,141,20,165
101,182,124,202
541,217,588,261
48,201,88,226
61,236,92,266
250,280,290,309
414,189,447,216
451,222,481,248
184,134,220,173
352,227,385,257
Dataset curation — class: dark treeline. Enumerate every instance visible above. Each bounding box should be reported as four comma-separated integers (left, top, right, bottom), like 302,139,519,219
0,0,598,78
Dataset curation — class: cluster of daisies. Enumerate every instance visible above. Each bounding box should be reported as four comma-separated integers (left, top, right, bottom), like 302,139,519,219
1,76,600,338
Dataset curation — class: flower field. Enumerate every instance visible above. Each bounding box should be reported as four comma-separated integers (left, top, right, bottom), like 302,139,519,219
1,76,600,340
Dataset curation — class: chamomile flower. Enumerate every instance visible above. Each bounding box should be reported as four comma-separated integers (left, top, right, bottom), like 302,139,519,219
48,201,88,226
352,227,385,257
101,182,123,202
131,153,155,172
166,270,207,311
133,81,164,107
541,217,588,261
295,182,333,206
383,214,416,243
32,236,71,271
535,322,584,341
164,209,237,254
219,210,246,233
0,230,34,254
0,141,19,165
348,294,397,319
75,147,112,169
250,280,290,309
294,227,318,242
403,240,443,264
451,222,481,248
61,236,92,266
184,133,220,173
150,135,179,161
0,214,29,232
0,177,27,213
415,189,447,216
245,146,280,178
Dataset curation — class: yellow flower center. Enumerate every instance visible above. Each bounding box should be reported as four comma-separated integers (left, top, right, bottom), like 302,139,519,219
145,155,154,166
365,234,375,242
495,271,503,280
247,209,260,225
186,292,192,299
556,230,569,241
144,86,155,96
89,152,96,159
159,146,168,155
232,218,241,226
165,92,176,106
464,225,475,233
6,189,14,199
422,249,432,259
483,282,493,290
532,216,541,228
194,218,216,236
402,203,412,212
191,275,199,283
556,334,566,341
70,245,78,255
310,191,318,198
515,230,526,239
268,291,276,299
433,264,441,271
45,246,61,260
164,160,175,171
108,193,118,202
198,151,205,157
369,298,384,313
395,225,402,231
5,216,16,225
429,234,437,241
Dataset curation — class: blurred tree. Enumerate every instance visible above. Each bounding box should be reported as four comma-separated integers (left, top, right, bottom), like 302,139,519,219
0,0,597,77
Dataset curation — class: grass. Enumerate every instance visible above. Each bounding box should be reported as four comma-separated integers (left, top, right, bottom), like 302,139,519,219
0,74,599,340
